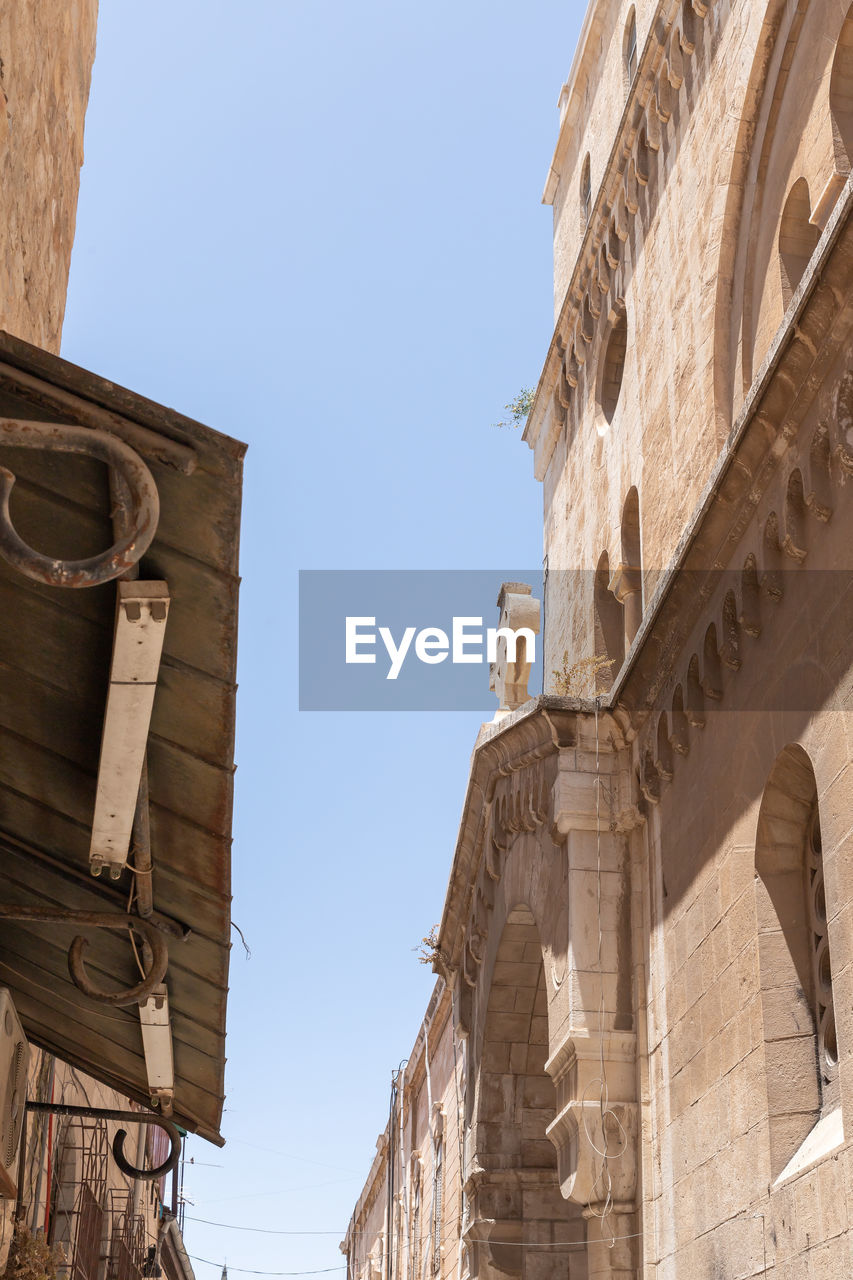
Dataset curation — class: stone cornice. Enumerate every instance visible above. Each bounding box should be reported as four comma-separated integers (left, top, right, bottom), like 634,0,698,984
341,1135,388,1254
541,0,605,205
611,176,853,726
399,978,451,1119
435,698,623,976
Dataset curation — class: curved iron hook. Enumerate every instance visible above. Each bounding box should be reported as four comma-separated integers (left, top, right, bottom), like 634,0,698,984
26,1102,181,1181
0,907,169,1006
0,418,160,588
112,1119,181,1180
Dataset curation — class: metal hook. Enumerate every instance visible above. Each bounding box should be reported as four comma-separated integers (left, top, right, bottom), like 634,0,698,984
0,418,160,588
26,1102,181,1181
112,1120,181,1180
0,906,169,1006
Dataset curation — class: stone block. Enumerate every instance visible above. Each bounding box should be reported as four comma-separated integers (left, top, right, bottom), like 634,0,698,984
520,1138,557,1169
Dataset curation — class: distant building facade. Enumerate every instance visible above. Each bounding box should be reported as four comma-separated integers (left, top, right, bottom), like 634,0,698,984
343,1,853,1277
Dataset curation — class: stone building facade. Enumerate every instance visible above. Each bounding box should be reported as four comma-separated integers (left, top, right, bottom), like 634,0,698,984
0,1,98,351
343,1,853,1277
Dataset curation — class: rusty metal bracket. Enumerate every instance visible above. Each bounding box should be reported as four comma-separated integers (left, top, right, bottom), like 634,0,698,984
0,418,159,587
0,906,168,1006
26,1101,181,1180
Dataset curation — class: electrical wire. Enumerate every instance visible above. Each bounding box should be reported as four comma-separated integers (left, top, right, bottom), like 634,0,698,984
189,1257,344,1276
192,1176,358,1206
231,920,252,959
225,1137,361,1175
185,1219,343,1236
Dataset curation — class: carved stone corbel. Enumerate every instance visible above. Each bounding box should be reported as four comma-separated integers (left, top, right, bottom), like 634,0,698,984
544,1032,638,1211
551,749,601,835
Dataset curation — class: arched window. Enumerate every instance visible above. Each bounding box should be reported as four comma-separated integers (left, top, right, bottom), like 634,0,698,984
830,5,853,172
620,487,643,647
580,153,592,227
593,550,624,689
599,310,627,424
779,178,820,307
755,745,839,1180
472,906,584,1274
624,9,638,94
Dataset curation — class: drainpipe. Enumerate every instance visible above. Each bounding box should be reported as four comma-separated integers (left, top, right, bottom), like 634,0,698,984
30,1057,55,1232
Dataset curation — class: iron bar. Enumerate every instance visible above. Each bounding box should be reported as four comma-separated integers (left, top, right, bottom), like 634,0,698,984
26,1102,181,1181
0,907,168,1006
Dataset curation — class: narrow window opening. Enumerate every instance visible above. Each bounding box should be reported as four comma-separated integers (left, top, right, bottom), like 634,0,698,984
580,154,592,227
593,550,624,689
807,807,837,1073
830,5,853,173
600,312,627,424
755,745,840,1181
779,178,820,307
620,487,642,646
625,10,638,93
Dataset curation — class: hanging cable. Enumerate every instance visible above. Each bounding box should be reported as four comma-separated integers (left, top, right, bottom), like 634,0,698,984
189,1259,344,1277
580,698,627,1248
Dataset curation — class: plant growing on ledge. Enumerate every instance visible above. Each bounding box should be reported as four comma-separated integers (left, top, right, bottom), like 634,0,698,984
416,924,441,966
493,387,534,429
552,652,613,698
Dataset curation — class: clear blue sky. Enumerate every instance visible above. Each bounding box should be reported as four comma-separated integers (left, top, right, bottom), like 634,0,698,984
61,1,585,1272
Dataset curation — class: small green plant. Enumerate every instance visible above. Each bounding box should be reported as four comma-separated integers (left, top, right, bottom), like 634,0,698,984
493,388,535,430
3,1222,63,1280
552,653,614,698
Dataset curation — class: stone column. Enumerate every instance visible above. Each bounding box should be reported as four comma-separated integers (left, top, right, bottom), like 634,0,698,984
545,738,640,1279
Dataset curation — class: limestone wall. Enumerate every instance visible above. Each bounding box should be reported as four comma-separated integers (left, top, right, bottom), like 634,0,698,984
533,0,853,686
346,4,853,1278
343,988,464,1280
0,1,98,352
550,0,658,319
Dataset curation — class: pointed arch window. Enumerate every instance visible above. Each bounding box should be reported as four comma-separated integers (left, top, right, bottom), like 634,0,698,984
580,154,592,227
619,487,643,647
625,10,638,93
755,745,840,1181
779,178,820,307
830,4,853,173
593,550,624,689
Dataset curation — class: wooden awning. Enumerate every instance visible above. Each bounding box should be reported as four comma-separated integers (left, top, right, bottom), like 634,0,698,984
0,331,245,1145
